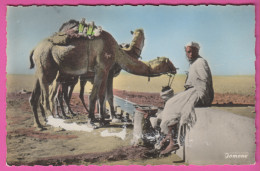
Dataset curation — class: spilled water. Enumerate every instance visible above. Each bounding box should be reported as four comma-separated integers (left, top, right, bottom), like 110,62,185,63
47,116,94,132
47,96,135,139
100,127,127,140
47,116,127,140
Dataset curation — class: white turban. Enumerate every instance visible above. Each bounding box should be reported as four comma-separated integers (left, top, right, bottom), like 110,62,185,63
185,41,200,50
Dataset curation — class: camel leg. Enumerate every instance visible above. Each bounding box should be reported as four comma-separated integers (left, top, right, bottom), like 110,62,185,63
88,68,109,127
39,102,47,125
96,101,100,114
99,96,109,119
38,72,55,118
49,78,60,118
66,83,77,116
106,70,116,119
98,93,107,127
68,84,74,101
62,76,78,115
29,78,44,130
34,56,58,118
54,97,60,117
79,78,90,113
61,83,73,118
57,84,70,119
52,83,63,118
97,73,110,126
88,85,99,124
64,84,75,116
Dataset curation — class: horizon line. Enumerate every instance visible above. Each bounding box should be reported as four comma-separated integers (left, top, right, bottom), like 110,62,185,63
6,73,255,77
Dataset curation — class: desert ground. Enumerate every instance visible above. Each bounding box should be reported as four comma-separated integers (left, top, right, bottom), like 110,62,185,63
5,73,255,165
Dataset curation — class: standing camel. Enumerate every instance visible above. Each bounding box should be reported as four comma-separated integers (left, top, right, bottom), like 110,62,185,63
50,28,145,120
29,20,177,130
49,73,79,118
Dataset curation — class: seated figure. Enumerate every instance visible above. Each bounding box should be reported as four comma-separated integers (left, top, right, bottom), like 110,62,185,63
158,41,214,155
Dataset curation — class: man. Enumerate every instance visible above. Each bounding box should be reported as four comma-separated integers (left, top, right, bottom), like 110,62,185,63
184,41,214,106
158,41,214,155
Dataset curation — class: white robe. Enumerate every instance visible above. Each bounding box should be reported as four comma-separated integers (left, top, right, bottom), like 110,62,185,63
160,57,214,135
185,57,214,106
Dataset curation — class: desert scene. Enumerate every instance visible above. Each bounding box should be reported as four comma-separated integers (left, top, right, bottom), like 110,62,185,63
6,73,255,165
5,5,256,166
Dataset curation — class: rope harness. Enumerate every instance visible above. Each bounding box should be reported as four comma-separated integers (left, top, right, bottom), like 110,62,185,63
167,73,175,87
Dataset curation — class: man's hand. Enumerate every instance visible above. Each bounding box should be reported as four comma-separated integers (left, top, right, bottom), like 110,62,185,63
184,85,194,90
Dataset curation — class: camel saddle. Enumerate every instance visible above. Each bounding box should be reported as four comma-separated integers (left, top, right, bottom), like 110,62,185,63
48,26,102,45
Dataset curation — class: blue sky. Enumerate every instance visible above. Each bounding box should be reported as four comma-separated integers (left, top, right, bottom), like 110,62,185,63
6,5,255,75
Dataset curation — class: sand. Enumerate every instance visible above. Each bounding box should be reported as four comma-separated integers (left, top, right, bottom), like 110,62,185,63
5,73,255,165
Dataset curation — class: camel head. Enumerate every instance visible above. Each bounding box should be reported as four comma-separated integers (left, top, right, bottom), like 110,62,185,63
130,28,145,58
122,28,145,59
131,28,145,50
147,57,177,76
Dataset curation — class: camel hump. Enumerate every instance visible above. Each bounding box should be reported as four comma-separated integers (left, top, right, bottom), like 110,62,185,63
53,45,75,57
48,32,71,45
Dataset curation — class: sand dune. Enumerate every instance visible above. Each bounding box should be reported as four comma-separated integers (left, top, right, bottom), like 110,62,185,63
6,73,255,96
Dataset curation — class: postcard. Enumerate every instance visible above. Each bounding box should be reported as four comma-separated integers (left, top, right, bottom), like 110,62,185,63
1,1,259,170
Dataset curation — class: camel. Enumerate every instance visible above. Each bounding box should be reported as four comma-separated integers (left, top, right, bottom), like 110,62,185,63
29,20,177,130
49,73,79,118
50,29,145,120
50,70,116,120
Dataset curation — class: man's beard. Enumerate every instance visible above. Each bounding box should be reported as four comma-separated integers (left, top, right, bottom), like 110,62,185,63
188,56,197,64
